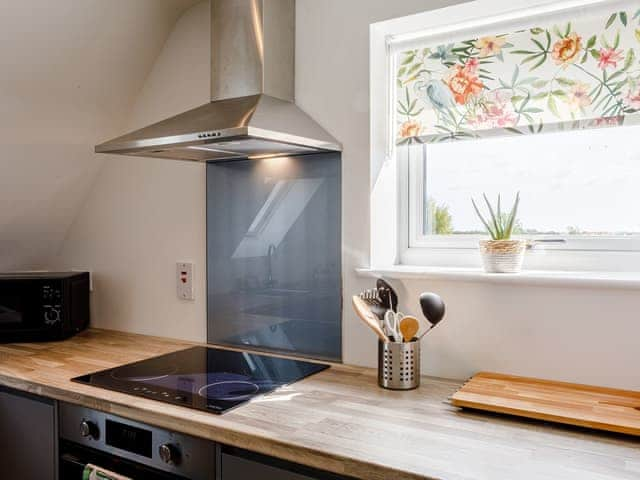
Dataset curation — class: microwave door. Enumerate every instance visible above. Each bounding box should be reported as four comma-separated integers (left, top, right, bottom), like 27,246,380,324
0,289,27,329
0,280,46,332
0,304,22,326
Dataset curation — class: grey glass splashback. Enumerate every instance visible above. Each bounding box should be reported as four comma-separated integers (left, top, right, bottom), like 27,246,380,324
207,153,341,361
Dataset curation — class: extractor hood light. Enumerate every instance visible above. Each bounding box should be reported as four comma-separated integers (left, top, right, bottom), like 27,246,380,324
187,145,228,152
248,153,288,160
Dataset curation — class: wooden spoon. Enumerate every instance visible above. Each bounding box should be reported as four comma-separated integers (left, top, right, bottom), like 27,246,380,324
399,316,420,342
352,296,388,342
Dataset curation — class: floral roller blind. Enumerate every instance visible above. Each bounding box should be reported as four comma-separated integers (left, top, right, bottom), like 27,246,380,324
396,4,640,144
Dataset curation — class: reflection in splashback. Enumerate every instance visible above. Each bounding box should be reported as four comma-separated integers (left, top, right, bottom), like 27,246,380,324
206,153,341,361
231,178,324,259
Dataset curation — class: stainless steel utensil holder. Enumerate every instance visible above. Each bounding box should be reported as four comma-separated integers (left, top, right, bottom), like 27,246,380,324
378,339,420,390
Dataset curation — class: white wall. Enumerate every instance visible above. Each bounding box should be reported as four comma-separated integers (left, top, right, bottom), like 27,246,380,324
0,0,198,270
55,2,211,342
55,0,640,390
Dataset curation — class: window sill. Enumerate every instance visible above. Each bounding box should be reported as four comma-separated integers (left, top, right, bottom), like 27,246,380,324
356,266,640,290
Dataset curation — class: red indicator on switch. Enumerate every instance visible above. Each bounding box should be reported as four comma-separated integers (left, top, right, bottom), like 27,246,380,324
176,262,194,300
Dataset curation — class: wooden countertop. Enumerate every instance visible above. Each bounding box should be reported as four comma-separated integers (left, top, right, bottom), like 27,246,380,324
0,329,638,480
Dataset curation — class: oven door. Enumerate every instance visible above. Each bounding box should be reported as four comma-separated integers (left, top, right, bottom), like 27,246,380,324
60,440,189,480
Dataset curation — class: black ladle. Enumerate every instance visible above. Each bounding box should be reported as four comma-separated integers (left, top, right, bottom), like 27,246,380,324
418,292,445,339
376,278,398,313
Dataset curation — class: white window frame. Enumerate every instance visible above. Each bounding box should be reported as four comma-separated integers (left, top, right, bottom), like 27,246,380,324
370,0,640,273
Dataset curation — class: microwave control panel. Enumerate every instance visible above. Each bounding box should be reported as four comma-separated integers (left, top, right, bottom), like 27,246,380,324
41,282,63,326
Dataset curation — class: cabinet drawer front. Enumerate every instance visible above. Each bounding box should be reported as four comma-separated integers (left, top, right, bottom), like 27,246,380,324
221,453,316,480
0,387,56,480
220,449,351,480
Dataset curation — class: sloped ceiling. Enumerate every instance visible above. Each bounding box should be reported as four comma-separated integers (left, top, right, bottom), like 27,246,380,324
0,0,200,270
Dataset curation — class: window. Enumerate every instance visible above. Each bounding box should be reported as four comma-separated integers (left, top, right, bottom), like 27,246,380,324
407,125,640,250
371,0,640,271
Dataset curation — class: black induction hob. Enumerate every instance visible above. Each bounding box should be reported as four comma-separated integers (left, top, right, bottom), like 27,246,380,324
73,346,329,414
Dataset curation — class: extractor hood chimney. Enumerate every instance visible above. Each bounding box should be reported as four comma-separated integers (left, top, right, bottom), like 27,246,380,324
94,0,341,162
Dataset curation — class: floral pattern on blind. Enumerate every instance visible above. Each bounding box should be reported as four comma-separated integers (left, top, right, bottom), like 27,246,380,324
396,7,640,144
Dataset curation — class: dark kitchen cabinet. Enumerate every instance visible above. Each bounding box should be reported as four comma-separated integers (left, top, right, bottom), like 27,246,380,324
219,447,351,480
0,386,57,480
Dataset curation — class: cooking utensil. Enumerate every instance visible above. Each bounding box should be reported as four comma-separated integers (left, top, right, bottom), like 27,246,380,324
382,310,396,340
359,288,386,320
376,278,398,313
383,309,404,342
418,292,445,339
399,316,420,342
352,296,388,342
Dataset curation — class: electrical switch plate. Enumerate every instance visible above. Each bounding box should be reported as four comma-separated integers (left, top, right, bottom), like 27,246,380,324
176,262,194,300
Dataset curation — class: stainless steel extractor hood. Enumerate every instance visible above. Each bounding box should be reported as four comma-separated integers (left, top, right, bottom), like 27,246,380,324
95,0,341,162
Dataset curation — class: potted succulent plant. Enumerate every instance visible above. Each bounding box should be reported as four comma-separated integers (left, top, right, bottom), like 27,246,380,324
471,192,525,273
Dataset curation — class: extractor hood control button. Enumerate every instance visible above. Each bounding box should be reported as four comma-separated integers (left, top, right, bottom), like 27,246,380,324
159,443,181,465
79,420,99,439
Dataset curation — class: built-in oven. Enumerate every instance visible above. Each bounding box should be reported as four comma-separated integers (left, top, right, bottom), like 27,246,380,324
59,403,216,480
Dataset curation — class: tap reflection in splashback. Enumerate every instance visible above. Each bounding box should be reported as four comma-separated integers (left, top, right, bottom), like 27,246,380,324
206,152,341,361
266,243,277,289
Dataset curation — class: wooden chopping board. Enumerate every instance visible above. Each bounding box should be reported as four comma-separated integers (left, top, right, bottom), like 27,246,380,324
451,372,640,436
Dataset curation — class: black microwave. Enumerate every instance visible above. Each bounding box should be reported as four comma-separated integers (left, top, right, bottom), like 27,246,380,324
0,272,90,343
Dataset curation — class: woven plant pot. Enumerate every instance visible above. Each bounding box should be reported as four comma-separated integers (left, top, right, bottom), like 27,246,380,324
479,240,526,273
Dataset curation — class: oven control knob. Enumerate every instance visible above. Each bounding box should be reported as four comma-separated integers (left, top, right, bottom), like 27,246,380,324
159,443,181,465
79,420,98,439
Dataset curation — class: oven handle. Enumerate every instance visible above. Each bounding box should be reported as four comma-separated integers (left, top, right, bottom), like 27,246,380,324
60,454,133,480
61,453,87,469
